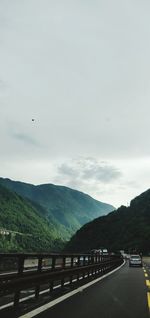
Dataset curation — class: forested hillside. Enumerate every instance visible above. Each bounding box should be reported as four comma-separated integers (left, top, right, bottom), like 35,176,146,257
0,177,114,237
0,185,66,252
66,189,150,254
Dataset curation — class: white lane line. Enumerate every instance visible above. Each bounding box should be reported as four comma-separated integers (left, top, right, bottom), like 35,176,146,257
0,271,17,276
0,302,14,310
19,261,125,318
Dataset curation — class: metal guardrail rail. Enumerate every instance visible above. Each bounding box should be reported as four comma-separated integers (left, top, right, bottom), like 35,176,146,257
0,253,123,308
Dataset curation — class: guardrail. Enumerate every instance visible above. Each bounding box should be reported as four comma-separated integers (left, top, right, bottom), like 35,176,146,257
0,253,123,308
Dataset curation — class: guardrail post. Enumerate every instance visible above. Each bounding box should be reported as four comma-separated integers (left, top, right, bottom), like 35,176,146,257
62,256,66,269
49,256,56,292
18,255,25,274
14,292,20,308
35,257,42,298
51,256,56,271
76,256,80,281
82,256,86,278
14,255,25,307
69,257,74,284
61,257,66,287
91,255,94,265
97,255,100,274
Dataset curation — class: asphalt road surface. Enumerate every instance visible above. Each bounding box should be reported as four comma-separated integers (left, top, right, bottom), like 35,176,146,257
18,258,150,318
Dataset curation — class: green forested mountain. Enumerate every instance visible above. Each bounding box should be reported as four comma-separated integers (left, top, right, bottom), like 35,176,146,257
66,189,150,254
0,177,114,238
0,184,66,252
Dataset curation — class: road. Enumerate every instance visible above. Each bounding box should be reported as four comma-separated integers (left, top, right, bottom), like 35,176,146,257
19,258,150,318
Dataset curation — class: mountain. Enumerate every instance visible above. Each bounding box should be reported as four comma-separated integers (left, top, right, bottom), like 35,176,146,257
0,178,115,238
66,189,150,254
0,184,65,252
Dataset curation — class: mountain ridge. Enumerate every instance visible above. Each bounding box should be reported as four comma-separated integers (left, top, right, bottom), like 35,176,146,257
66,189,150,254
0,177,115,242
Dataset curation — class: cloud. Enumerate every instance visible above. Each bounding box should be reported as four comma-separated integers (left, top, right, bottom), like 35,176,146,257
7,120,40,147
58,163,77,178
12,132,39,146
52,157,123,206
57,157,122,185
82,159,121,182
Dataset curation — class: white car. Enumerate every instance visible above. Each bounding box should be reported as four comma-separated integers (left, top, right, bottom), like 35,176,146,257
129,255,142,267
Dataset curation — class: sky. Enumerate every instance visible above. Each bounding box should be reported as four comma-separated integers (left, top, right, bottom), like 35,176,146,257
0,0,150,207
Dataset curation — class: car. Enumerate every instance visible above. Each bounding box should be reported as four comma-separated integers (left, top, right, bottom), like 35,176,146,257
129,255,143,267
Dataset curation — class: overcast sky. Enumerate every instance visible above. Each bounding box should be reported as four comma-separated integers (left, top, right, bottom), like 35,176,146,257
1,0,150,207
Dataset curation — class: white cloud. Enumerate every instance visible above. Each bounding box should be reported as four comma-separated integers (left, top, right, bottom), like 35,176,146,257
58,158,121,183
0,156,150,208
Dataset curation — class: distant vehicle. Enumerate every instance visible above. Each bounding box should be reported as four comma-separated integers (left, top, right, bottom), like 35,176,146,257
91,248,108,255
124,254,130,260
129,255,142,267
119,250,129,259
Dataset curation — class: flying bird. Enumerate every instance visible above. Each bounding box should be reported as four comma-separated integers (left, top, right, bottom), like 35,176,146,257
32,119,35,122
